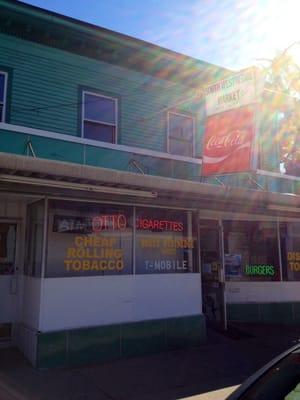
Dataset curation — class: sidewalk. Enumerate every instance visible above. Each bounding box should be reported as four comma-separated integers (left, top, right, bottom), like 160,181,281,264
1,324,300,400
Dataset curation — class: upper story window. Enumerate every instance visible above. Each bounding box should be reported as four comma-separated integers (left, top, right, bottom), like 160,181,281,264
0,72,7,122
82,91,117,143
167,112,195,158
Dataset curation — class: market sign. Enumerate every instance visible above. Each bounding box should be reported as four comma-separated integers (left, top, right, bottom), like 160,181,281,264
205,68,259,116
202,106,255,176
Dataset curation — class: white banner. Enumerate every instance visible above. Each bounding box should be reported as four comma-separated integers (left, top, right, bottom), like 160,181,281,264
205,68,262,116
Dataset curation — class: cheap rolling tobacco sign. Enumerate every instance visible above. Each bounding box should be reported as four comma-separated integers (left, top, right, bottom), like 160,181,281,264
203,68,260,176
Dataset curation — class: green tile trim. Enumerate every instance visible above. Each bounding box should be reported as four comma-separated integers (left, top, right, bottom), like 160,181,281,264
227,302,300,325
227,303,260,323
36,314,206,369
121,319,166,358
166,314,206,349
260,303,294,324
68,325,121,366
37,331,67,369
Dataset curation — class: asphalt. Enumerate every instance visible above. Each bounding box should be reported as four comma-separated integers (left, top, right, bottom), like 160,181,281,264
1,324,300,400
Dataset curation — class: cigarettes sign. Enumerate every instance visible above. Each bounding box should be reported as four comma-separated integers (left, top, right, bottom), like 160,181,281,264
205,68,258,116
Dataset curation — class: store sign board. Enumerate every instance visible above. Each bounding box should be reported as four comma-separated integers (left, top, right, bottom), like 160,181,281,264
54,215,184,234
202,106,255,176
244,265,275,276
53,215,127,233
287,251,300,272
48,211,133,277
50,210,195,277
205,68,258,116
135,209,195,274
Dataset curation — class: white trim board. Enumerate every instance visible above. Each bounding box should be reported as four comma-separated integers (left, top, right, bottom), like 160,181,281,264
0,123,202,165
257,169,300,182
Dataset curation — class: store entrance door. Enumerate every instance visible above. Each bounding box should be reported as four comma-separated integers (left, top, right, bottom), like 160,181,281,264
0,222,18,342
199,219,227,331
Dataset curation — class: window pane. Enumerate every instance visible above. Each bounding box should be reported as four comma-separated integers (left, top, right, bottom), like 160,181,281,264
280,222,300,280
224,220,280,281
84,93,115,124
46,200,133,277
0,104,2,122
169,138,193,157
169,113,194,141
24,200,45,277
0,74,5,103
84,121,115,143
0,223,16,275
135,208,197,274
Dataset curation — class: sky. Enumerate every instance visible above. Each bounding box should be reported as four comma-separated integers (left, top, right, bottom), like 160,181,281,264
21,0,300,70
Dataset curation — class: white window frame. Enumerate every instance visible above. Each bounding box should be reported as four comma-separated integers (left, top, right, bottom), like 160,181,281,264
81,91,118,143
0,71,8,123
167,111,195,158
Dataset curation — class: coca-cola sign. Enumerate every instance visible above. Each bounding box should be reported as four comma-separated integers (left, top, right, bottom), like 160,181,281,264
202,107,255,176
206,129,245,150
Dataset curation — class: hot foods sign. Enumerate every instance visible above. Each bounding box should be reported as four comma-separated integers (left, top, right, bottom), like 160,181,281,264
202,106,255,176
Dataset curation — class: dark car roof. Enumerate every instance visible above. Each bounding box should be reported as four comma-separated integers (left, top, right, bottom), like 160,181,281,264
226,343,300,400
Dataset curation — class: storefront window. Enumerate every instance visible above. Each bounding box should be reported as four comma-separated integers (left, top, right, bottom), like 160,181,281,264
223,220,280,281
280,222,300,281
0,223,16,275
200,219,221,283
135,208,197,274
25,200,45,277
46,200,133,277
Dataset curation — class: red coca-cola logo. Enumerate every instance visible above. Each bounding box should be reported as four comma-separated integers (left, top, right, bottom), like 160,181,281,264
206,129,245,150
202,106,255,176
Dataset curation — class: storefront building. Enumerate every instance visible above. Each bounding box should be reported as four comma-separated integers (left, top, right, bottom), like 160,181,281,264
0,0,300,368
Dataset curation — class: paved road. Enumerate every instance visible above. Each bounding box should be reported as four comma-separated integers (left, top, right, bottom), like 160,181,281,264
1,324,300,400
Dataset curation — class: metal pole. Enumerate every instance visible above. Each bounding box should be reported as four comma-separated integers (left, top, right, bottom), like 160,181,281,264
219,219,227,331
38,197,48,332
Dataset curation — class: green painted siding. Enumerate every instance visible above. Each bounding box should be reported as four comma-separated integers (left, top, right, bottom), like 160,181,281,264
0,33,204,155
0,31,289,190
0,129,28,154
36,314,206,369
0,128,202,180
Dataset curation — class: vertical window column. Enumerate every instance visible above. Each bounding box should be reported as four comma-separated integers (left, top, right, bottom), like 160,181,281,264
82,91,117,143
0,72,7,122
167,112,195,157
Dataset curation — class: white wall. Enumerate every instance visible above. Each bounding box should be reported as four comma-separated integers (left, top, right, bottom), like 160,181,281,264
40,273,202,331
22,276,41,330
226,281,300,303
0,198,26,219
